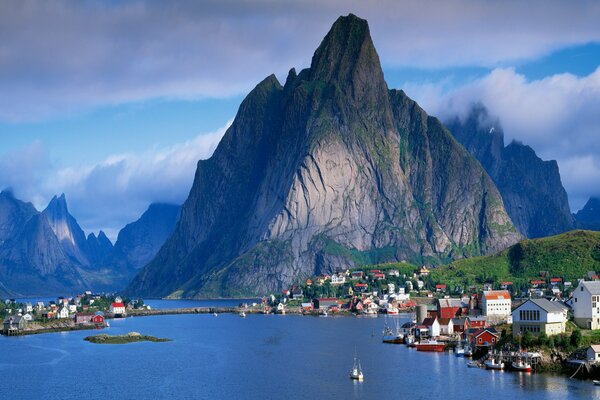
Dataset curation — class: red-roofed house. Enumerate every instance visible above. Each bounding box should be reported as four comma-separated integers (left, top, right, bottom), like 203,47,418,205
482,290,512,322
373,273,385,280
435,284,447,292
351,271,364,280
550,278,562,284
531,280,545,286
354,283,368,292
110,302,126,317
471,328,499,348
92,314,105,325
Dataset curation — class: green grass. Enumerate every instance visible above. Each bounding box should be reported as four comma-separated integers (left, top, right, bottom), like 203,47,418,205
84,332,171,344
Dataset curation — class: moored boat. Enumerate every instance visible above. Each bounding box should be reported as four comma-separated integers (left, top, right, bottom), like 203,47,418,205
511,359,532,372
464,344,473,358
467,361,479,368
382,320,404,344
416,339,445,352
239,311,246,318
455,346,465,357
350,356,364,381
594,380,600,386
484,358,504,370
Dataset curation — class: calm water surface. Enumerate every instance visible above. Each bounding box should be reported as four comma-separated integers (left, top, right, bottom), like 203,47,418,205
1,301,597,400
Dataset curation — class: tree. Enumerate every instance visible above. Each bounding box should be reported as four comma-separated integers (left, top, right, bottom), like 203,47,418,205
547,336,555,349
521,331,533,349
570,329,582,348
537,332,548,347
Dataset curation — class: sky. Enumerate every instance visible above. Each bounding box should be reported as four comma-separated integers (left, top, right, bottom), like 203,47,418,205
1,0,599,241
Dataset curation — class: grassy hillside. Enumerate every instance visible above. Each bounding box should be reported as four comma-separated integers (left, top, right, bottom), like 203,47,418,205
428,230,600,289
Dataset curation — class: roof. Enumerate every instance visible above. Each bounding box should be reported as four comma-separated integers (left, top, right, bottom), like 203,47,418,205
473,327,499,338
515,298,568,314
422,317,437,326
531,280,545,285
438,318,452,326
438,298,462,308
579,281,600,295
483,290,511,301
452,317,468,325
589,345,600,353
111,302,125,307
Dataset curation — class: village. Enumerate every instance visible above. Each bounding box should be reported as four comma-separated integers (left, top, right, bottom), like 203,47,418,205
1,292,148,336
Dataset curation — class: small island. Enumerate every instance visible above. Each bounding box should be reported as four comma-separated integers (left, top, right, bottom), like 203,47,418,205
84,332,171,344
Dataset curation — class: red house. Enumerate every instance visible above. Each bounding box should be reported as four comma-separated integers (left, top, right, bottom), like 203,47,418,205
471,328,499,347
373,273,385,280
354,283,368,292
468,316,487,328
550,278,562,284
435,284,447,292
92,314,105,325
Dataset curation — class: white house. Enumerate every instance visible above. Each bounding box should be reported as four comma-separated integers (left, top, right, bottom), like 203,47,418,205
587,345,600,363
24,303,33,313
110,302,126,316
511,298,568,337
331,274,346,285
56,306,70,319
438,318,454,335
422,317,440,337
572,280,600,329
68,304,77,313
387,283,396,294
482,290,512,322
22,313,33,321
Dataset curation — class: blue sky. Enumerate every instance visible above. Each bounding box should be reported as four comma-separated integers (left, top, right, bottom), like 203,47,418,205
1,0,599,240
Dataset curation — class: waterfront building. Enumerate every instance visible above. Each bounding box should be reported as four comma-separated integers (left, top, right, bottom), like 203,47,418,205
422,317,440,337
572,280,600,329
110,302,126,317
3,315,26,334
437,298,462,318
452,317,469,334
291,286,303,300
75,314,93,324
586,345,600,362
471,328,499,348
482,290,512,323
511,298,568,337
438,318,454,335
56,306,70,319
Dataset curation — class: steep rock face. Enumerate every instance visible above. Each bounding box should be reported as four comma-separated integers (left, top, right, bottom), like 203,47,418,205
86,231,114,266
0,190,37,244
42,194,91,266
574,197,600,230
446,105,574,238
127,14,520,298
110,203,180,270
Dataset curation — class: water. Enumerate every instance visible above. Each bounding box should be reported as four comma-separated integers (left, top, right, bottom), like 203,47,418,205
1,302,597,400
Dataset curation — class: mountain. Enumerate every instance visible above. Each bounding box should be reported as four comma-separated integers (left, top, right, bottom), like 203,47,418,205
42,194,92,266
445,104,574,238
86,230,114,266
110,203,180,270
574,197,600,230
429,230,600,289
126,14,521,298
0,190,37,245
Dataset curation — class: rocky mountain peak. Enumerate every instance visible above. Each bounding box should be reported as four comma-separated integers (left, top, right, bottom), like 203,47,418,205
575,197,600,230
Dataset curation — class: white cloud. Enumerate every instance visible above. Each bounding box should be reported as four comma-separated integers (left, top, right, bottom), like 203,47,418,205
0,121,231,241
407,67,600,212
0,0,599,122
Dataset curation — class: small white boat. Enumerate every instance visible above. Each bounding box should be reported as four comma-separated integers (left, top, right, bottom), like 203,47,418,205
511,359,532,372
239,311,246,318
593,380,600,386
464,345,473,358
484,358,504,370
106,321,110,327
213,312,218,317
467,361,479,368
350,356,364,381
455,346,465,357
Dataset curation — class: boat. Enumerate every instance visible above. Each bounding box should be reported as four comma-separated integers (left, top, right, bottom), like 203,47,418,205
386,306,399,315
511,359,532,372
349,356,364,381
455,346,465,357
467,361,479,368
416,339,445,352
464,344,473,358
594,380,600,386
484,358,504,370
213,312,218,317
404,335,415,345
239,311,246,318
382,319,404,344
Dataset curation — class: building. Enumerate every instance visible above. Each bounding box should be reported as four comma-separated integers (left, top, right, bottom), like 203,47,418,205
482,290,512,322
438,318,454,335
587,345,600,363
3,316,27,334
354,283,368,293
331,274,346,285
435,284,447,292
92,313,105,325
572,281,600,329
437,298,462,319
291,286,303,300
110,302,126,317
75,314,93,324
313,298,339,310
468,316,487,329
452,317,469,334
472,328,499,348
512,298,568,337
56,306,70,319
351,271,364,280
422,317,440,337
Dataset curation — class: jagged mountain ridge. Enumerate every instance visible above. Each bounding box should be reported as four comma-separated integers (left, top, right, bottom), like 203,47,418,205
127,14,521,298
445,104,574,238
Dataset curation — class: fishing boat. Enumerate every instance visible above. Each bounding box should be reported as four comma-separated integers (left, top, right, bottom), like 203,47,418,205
404,335,415,345
239,311,246,318
382,319,404,344
464,344,473,358
511,358,532,372
484,358,504,370
416,339,445,352
349,356,364,381
467,361,479,368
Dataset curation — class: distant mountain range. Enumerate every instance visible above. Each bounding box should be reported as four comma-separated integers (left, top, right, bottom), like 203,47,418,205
445,104,574,238
0,191,179,297
126,14,522,298
574,197,600,230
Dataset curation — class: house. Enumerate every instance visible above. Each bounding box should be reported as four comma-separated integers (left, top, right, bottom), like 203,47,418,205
331,274,346,285
75,314,93,324
437,298,462,319
282,289,290,297
467,316,487,329
452,317,469,334
3,315,26,334
351,271,364,280
315,275,330,286
36,302,45,311
438,318,454,335
482,290,512,323
291,286,303,300
531,280,545,287
422,317,440,337
572,280,600,329
512,298,568,337
373,273,385,280
435,284,447,292
92,313,105,325
354,283,368,293
418,266,430,277
387,269,400,277
305,278,312,287
313,298,339,310
587,345,600,363
501,282,513,290
472,328,499,348
56,306,70,319
301,302,313,312
550,278,562,285
68,304,77,313
24,303,33,313
387,283,396,294
110,302,126,317
276,303,286,313
22,313,33,321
